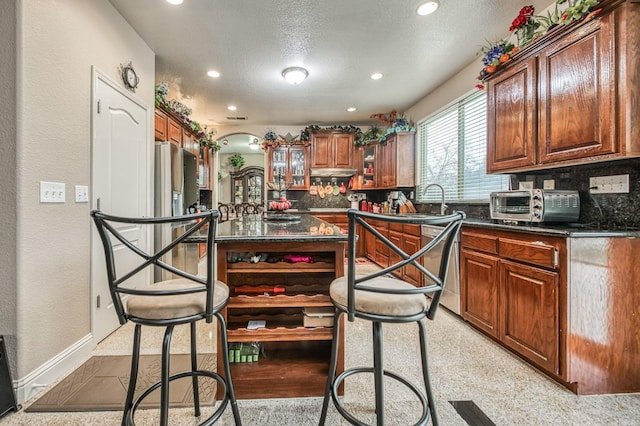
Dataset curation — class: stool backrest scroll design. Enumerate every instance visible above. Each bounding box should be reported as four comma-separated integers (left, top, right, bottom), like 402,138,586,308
90,210,219,324
346,209,465,322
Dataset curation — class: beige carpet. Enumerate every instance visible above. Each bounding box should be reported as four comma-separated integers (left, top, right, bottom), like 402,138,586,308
25,354,216,412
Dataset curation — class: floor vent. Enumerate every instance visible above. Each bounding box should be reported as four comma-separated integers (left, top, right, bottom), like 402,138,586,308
226,116,248,120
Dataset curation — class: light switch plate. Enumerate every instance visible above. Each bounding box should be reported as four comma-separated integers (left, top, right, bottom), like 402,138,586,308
40,181,65,203
543,179,555,190
519,181,534,190
75,185,89,203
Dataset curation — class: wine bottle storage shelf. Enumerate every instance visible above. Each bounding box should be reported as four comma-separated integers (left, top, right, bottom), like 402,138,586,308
217,240,344,399
228,294,331,309
228,325,334,342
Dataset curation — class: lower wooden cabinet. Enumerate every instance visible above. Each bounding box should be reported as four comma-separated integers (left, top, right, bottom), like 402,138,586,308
460,224,640,395
460,227,563,376
460,249,499,337
363,219,423,286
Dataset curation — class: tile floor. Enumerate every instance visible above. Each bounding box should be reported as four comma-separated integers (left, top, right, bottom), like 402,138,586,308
2,263,639,425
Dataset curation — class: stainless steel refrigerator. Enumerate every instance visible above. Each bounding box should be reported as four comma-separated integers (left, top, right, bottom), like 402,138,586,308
154,141,198,282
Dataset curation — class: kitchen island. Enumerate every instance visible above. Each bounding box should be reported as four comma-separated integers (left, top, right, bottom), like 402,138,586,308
195,214,347,399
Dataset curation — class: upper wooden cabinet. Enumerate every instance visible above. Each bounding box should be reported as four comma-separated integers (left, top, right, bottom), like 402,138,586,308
378,131,415,188
310,131,354,169
154,109,168,141
268,145,310,189
486,0,640,173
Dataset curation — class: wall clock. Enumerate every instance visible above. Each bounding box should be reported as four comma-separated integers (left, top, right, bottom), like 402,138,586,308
120,62,139,91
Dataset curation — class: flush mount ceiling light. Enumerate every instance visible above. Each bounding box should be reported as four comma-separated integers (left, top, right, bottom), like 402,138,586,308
416,1,439,16
282,67,309,85
249,138,260,150
370,72,384,80
207,70,220,78
166,0,184,5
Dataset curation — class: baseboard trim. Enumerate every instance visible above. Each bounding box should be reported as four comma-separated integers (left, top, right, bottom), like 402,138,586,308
13,334,94,404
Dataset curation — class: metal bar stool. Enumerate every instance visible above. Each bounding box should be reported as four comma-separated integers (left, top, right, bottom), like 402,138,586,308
319,209,465,426
91,210,242,426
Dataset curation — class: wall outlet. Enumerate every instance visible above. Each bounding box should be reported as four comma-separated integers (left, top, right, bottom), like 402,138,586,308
75,185,89,203
543,179,555,190
519,181,534,190
589,174,630,194
40,181,65,203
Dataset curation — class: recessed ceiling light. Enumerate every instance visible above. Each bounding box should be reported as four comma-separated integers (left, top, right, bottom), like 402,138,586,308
347,107,356,112
227,105,237,111
282,67,309,85
416,1,439,16
166,0,184,5
370,73,383,80
207,70,220,78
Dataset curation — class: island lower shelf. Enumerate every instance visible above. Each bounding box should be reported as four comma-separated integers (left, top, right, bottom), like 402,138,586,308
216,240,345,399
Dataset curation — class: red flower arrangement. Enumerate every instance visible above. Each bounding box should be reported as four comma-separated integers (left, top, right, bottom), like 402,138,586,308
509,5,541,47
510,5,535,31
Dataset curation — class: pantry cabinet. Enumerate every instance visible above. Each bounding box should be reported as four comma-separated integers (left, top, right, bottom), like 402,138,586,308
310,131,354,169
486,0,640,173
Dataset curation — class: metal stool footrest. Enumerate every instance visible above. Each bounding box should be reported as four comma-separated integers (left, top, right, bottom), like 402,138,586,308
127,369,230,426
330,367,430,426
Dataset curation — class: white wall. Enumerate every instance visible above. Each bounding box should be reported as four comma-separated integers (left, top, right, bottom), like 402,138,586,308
12,0,154,396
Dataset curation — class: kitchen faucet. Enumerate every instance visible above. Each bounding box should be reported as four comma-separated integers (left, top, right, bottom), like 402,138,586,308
423,183,448,215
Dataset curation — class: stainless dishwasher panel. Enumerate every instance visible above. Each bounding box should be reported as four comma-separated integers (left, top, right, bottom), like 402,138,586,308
421,224,460,315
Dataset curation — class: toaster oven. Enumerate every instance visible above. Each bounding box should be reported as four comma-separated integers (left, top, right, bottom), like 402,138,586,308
490,189,580,223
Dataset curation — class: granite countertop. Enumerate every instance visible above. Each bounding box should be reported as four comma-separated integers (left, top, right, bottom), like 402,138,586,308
461,217,640,238
186,214,348,243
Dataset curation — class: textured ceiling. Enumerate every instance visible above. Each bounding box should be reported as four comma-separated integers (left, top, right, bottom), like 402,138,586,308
109,0,551,130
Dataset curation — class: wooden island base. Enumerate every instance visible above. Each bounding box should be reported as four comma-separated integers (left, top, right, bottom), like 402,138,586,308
212,216,346,400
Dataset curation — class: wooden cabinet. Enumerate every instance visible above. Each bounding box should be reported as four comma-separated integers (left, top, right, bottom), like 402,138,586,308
486,0,640,173
363,219,422,286
378,132,415,188
216,240,345,399
358,144,378,188
154,109,168,141
268,145,309,189
460,227,563,374
486,57,537,172
460,223,640,395
199,147,210,189
167,117,182,146
310,131,354,169
230,166,264,204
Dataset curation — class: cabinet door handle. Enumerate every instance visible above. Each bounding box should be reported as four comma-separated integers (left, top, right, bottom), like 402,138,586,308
553,249,558,268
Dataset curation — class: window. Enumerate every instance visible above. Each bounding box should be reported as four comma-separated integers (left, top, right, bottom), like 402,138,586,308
417,91,509,203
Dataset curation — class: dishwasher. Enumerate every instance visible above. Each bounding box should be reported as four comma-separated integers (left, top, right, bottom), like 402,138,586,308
421,224,460,314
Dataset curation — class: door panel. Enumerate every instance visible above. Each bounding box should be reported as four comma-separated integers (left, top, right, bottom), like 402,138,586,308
91,70,150,343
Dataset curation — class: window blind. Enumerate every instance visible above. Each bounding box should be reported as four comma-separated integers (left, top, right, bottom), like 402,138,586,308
417,91,509,202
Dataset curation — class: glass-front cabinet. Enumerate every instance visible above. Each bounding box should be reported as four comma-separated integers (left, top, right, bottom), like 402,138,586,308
361,144,377,188
230,166,264,204
268,145,309,189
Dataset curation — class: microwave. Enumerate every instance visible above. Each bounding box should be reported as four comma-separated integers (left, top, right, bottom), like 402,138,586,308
490,189,580,223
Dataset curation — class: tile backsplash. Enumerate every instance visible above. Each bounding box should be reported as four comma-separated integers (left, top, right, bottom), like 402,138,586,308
512,159,640,228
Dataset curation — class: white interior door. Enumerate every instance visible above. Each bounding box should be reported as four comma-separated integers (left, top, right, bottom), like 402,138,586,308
91,69,151,343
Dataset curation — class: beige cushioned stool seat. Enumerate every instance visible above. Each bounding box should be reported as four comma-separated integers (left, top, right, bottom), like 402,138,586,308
330,276,428,317
126,278,230,320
